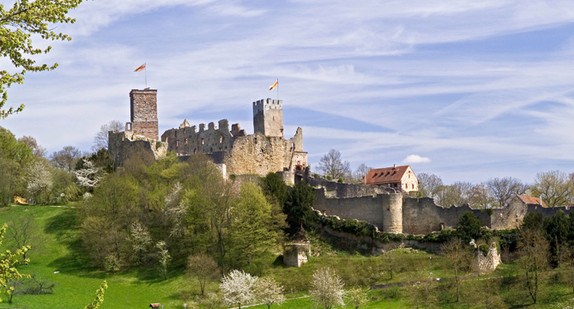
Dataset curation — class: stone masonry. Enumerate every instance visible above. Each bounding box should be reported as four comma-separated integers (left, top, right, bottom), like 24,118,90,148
127,89,158,140
161,99,307,178
109,89,308,179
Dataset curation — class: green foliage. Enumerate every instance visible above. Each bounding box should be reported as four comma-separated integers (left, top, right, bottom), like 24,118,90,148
0,0,84,118
284,181,316,235
84,280,107,309
227,183,282,269
522,212,544,231
456,212,482,242
0,224,30,303
260,173,289,206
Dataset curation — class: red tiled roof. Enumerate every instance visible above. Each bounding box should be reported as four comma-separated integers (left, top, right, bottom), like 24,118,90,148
517,195,547,207
365,165,411,185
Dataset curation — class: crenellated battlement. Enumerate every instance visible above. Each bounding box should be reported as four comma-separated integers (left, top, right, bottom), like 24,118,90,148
110,90,307,178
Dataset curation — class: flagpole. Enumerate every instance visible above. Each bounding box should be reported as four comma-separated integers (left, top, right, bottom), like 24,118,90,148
145,62,148,88
276,78,279,100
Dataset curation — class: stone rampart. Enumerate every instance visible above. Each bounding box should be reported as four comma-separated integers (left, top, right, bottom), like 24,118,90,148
313,185,491,235
306,177,392,198
402,198,490,234
313,188,386,227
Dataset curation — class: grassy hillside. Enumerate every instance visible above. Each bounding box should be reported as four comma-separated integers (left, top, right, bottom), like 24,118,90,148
0,205,194,308
1,205,574,308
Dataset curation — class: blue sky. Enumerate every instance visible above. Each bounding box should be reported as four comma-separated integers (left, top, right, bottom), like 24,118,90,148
2,0,574,184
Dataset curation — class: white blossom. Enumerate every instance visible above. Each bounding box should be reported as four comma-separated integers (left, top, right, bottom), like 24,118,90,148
220,269,258,309
74,159,103,188
310,267,345,309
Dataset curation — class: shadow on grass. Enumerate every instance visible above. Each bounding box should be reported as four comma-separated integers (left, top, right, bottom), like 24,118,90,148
43,209,96,276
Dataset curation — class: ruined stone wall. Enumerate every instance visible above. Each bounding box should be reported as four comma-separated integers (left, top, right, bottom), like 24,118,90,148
129,89,158,140
313,186,493,234
313,188,386,228
161,119,236,157
108,131,167,166
527,204,573,218
490,199,527,230
305,177,392,198
225,134,293,176
401,198,490,234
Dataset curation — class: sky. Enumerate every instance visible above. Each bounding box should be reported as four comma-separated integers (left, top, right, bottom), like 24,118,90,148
2,0,574,184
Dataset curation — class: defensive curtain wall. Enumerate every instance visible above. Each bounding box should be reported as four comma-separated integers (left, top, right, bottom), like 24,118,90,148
306,176,573,235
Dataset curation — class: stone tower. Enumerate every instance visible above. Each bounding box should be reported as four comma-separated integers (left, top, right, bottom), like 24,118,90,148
253,98,283,137
129,89,158,140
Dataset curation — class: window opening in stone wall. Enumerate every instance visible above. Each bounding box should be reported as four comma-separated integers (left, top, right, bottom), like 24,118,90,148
219,135,223,143
184,138,188,145
201,138,204,145
175,140,179,147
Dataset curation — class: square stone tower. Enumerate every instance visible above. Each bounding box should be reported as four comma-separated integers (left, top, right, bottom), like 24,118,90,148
253,98,283,137
129,89,158,140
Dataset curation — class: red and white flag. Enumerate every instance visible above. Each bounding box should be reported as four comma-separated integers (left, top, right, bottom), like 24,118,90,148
134,63,146,72
269,79,278,91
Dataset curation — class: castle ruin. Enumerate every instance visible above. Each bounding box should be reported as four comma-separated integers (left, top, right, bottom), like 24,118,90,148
109,90,307,180
108,88,570,237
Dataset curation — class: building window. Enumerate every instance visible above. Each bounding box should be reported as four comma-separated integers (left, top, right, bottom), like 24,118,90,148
201,138,204,145
219,135,223,143
184,138,188,145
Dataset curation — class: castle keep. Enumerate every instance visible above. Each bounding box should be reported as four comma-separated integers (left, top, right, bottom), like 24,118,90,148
109,90,308,178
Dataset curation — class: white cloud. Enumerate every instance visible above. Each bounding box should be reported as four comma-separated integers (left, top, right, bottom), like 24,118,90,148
402,155,431,164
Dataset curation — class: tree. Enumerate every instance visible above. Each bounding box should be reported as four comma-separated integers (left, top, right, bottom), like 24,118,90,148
544,210,570,266
25,159,53,205
456,212,482,242
0,224,30,303
284,181,316,235
435,183,468,207
84,280,108,309
50,146,82,171
441,238,472,302
220,269,258,309
18,136,45,158
416,173,443,199
316,149,351,181
310,267,345,309
0,0,84,118
466,183,494,209
353,163,372,183
155,241,171,280
7,215,39,261
128,221,152,266
186,253,219,296
74,159,103,190
517,228,549,304
486,177,526,208
346,288,367,309
227,183,280,268
92,120,123,151
531,170,574,207
254,277,285,309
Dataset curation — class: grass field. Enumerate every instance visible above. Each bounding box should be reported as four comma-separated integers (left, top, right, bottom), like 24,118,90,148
0,205,196,309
